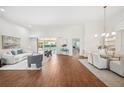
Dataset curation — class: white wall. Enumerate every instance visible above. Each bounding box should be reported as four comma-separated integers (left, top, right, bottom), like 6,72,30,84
29,38,37,53
29,25,84,55
0,18,30,51
84,21,104,53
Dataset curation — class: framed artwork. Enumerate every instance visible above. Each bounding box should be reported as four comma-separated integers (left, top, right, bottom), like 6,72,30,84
2,35,21,49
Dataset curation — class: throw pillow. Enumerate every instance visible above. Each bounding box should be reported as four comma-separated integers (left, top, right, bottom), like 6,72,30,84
17,49,23,54
11,50,16,55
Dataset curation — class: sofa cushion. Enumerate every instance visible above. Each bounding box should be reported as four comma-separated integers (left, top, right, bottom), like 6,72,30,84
109,57,120,61
107,50,114,56
5,51,13,55
13,53,31,63
11,49,18,55
11,50,16,55
100,55,108,59
17,49,23,54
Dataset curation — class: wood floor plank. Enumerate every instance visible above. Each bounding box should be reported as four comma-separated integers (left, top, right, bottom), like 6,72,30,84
0,54,106,87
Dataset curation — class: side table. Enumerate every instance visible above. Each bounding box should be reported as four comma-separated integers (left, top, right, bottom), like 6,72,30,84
0,58,6,67
0,58,2,67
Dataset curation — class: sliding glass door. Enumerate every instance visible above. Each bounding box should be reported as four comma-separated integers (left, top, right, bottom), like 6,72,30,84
38,38,57,55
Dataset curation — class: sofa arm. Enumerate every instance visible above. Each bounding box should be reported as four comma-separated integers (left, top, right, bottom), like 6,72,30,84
109,57,120,61
2,54,15,64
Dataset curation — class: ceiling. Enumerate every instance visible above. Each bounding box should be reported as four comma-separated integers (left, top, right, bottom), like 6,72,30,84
0,6,124,27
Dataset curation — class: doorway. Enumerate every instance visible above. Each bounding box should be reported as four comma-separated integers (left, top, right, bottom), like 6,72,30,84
37,38,57,55
72,38,80,57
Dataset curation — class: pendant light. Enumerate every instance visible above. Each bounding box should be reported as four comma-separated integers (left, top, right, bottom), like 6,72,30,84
94,6,107,38
101,6,107,37
102,6,107,46
103,6,107,35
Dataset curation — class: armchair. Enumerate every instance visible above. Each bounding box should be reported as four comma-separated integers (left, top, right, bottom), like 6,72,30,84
87,52,93,64
92,53,108,69
110,56,124,77
28,54,43,68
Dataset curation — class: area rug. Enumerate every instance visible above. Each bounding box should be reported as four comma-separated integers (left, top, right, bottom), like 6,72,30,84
79,59,124,87
0,56,50,70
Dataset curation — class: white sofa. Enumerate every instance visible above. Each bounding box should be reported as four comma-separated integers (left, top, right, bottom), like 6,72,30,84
87,48,108,69
110,55,124,77
2,49,32,65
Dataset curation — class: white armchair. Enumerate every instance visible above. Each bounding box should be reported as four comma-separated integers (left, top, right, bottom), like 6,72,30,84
110,56,124,77
92,53,108,69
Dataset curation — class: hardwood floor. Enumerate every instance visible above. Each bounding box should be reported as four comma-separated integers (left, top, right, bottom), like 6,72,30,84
0,54,106,87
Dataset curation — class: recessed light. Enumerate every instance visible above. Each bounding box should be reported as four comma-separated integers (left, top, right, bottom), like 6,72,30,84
0,8,5,12
28,24,32,27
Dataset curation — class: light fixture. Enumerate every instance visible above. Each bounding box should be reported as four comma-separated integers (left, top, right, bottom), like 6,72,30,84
101,33,106,37
94,6,107,39
0,8,5,12
111,32,116,35
103,6,107,35
101,6,107,45
106,33,110,37
94,34,98,38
